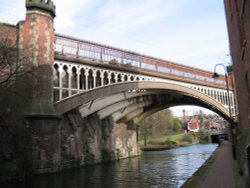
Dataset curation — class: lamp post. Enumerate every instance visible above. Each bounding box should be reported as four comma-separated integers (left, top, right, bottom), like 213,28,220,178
213,63,236,160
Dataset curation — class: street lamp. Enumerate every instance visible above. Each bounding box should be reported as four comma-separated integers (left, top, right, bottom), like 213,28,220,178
213,63,232,119
213,63,236,160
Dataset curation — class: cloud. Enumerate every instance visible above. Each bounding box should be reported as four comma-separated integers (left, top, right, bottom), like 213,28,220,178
96,0,177,31
69,0,228,72
170,106,215,117
53,0,94,30
64,0,228,72
90,0,189,40
145,11,229,71
0,0,25,24
0,0,229,73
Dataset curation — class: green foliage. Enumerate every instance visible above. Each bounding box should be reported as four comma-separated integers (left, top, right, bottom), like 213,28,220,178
197,130,209,144
138,109,173,146
138,118,152,146
165,134,183,143
164,139,178,147
140,130,212,150
181,133,193,144
173,118,182,132
148,140,166,146
138,109,211,147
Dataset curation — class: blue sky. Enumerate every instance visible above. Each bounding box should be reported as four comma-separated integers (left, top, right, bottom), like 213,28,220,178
0,0,229,115
0,0,230,73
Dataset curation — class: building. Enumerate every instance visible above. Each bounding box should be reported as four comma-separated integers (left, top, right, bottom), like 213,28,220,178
187,115,200,132
224,0,250,186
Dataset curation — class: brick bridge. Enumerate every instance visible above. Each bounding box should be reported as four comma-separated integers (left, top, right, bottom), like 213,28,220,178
0,0,236,175
207,129,229,143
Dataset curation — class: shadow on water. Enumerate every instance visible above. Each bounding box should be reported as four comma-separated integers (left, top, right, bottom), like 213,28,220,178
1,144,217,188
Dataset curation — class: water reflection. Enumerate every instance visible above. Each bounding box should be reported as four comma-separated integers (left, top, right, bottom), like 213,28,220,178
2,144,217,188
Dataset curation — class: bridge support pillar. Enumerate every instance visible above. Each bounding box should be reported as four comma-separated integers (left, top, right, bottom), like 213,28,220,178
19,0,57,117
58,110,140,168
18,0,61,173
27,117,61,173
114,121,140,159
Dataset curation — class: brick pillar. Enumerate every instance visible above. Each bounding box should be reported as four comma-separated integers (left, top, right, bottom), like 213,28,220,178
18,0,61,173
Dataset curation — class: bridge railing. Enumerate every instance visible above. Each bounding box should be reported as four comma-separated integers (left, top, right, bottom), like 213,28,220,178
54,34,228,88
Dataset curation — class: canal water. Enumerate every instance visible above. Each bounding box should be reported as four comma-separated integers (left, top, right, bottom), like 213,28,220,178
2,144,217,188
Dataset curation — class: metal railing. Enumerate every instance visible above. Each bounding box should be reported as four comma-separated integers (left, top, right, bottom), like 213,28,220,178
54,34,227,87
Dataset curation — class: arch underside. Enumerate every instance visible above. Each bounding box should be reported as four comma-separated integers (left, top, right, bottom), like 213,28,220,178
55,81,230,122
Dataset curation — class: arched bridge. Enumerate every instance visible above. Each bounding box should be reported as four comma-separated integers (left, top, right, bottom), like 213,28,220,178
53,34,236,121
1,0,237,175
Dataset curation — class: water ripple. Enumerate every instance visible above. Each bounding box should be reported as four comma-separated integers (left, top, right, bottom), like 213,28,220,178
2,144,217,188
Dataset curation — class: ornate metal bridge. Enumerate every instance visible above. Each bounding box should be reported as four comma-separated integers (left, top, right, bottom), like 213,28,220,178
53,34,236,120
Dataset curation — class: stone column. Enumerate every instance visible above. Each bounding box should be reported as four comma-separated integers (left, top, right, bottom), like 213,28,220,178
93,70,97,88
68,67,72,96
58,65,63,100
100,71,104,86
76,68,81,93
85,71,89,90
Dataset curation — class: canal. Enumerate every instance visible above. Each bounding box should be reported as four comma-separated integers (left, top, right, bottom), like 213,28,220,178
2,144,217,188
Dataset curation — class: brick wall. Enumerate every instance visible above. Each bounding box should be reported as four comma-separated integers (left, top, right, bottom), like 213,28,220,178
224,0,250,186
0,23,17,45
224,0,250,130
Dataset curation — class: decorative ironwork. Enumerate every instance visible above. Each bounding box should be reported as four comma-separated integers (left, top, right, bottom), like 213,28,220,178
53,34,236,115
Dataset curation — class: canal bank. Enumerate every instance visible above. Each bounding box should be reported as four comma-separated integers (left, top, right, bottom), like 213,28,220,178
182,141,244,188
140,132,208,151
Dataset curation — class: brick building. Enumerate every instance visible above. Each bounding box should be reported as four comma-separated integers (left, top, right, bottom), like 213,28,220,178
187,115,200,132
224,0,250,185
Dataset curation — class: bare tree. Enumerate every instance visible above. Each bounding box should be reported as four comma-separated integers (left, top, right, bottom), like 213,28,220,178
0,39,19,87
0,30,34,182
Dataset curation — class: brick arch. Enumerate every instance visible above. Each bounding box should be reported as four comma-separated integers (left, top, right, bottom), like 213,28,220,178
55,81,230,119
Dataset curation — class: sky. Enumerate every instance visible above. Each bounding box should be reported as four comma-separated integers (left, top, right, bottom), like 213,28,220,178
0,0,229,115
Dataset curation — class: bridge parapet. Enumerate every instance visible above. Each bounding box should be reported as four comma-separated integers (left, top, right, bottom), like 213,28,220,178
55,34,232,89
